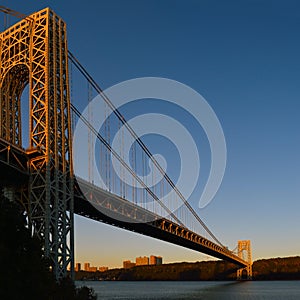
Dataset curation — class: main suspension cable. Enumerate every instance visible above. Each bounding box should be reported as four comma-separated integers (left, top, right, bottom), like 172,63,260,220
68,51,224,247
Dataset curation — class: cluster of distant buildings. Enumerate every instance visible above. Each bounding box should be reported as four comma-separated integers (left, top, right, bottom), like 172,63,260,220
75,263,108,272
74,255,162,272
123,255,163,268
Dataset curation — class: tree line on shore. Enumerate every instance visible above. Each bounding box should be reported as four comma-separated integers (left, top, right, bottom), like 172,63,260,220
76,257,300,281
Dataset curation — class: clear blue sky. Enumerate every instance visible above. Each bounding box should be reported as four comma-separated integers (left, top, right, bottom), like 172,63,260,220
2,0,300,268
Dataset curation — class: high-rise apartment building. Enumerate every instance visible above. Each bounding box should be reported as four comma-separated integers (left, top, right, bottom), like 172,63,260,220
156,256,163,265
84,262,90,271
136,256,149,266
123,260,136,269
150,255,163,265
75,263,81,272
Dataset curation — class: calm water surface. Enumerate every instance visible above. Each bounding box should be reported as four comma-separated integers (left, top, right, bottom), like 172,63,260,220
76,281,300,300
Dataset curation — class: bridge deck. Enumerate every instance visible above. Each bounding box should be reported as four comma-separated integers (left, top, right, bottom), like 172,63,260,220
74,178,248,268
0,145,247,268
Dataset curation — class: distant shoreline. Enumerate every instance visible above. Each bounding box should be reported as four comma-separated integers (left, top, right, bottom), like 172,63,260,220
74,256,300,281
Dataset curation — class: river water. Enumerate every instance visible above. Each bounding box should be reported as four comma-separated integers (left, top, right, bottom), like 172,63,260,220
76,280,300,299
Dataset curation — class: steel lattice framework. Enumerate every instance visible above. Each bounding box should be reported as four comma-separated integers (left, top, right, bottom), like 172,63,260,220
0,6,253,281
0,8,74,279
237,240,252,280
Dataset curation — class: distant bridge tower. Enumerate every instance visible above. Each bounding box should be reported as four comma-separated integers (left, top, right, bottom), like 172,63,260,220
237,240,252,280
0,8,74,279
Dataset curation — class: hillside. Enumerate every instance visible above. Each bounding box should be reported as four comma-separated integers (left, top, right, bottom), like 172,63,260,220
75,256,300,281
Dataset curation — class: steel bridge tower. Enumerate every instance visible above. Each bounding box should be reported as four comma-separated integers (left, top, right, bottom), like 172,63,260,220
0,8,74,279
237,240,252,280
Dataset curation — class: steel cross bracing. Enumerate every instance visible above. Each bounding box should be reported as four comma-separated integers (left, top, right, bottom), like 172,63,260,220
0,8,74,279
0,6,251,279
237,240,252,279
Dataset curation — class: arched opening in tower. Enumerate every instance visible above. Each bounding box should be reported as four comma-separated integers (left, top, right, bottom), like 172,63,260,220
240,268,248,280
20,84,29,148
0,64,29,148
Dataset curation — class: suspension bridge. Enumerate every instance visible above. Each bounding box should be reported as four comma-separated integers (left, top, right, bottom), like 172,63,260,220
0,7,252,281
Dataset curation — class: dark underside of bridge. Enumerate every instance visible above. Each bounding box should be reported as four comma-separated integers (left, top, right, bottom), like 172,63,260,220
74,196,242,267
0,139,246,268
73,180,246,268
0,160,28,186
0,138,29,187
